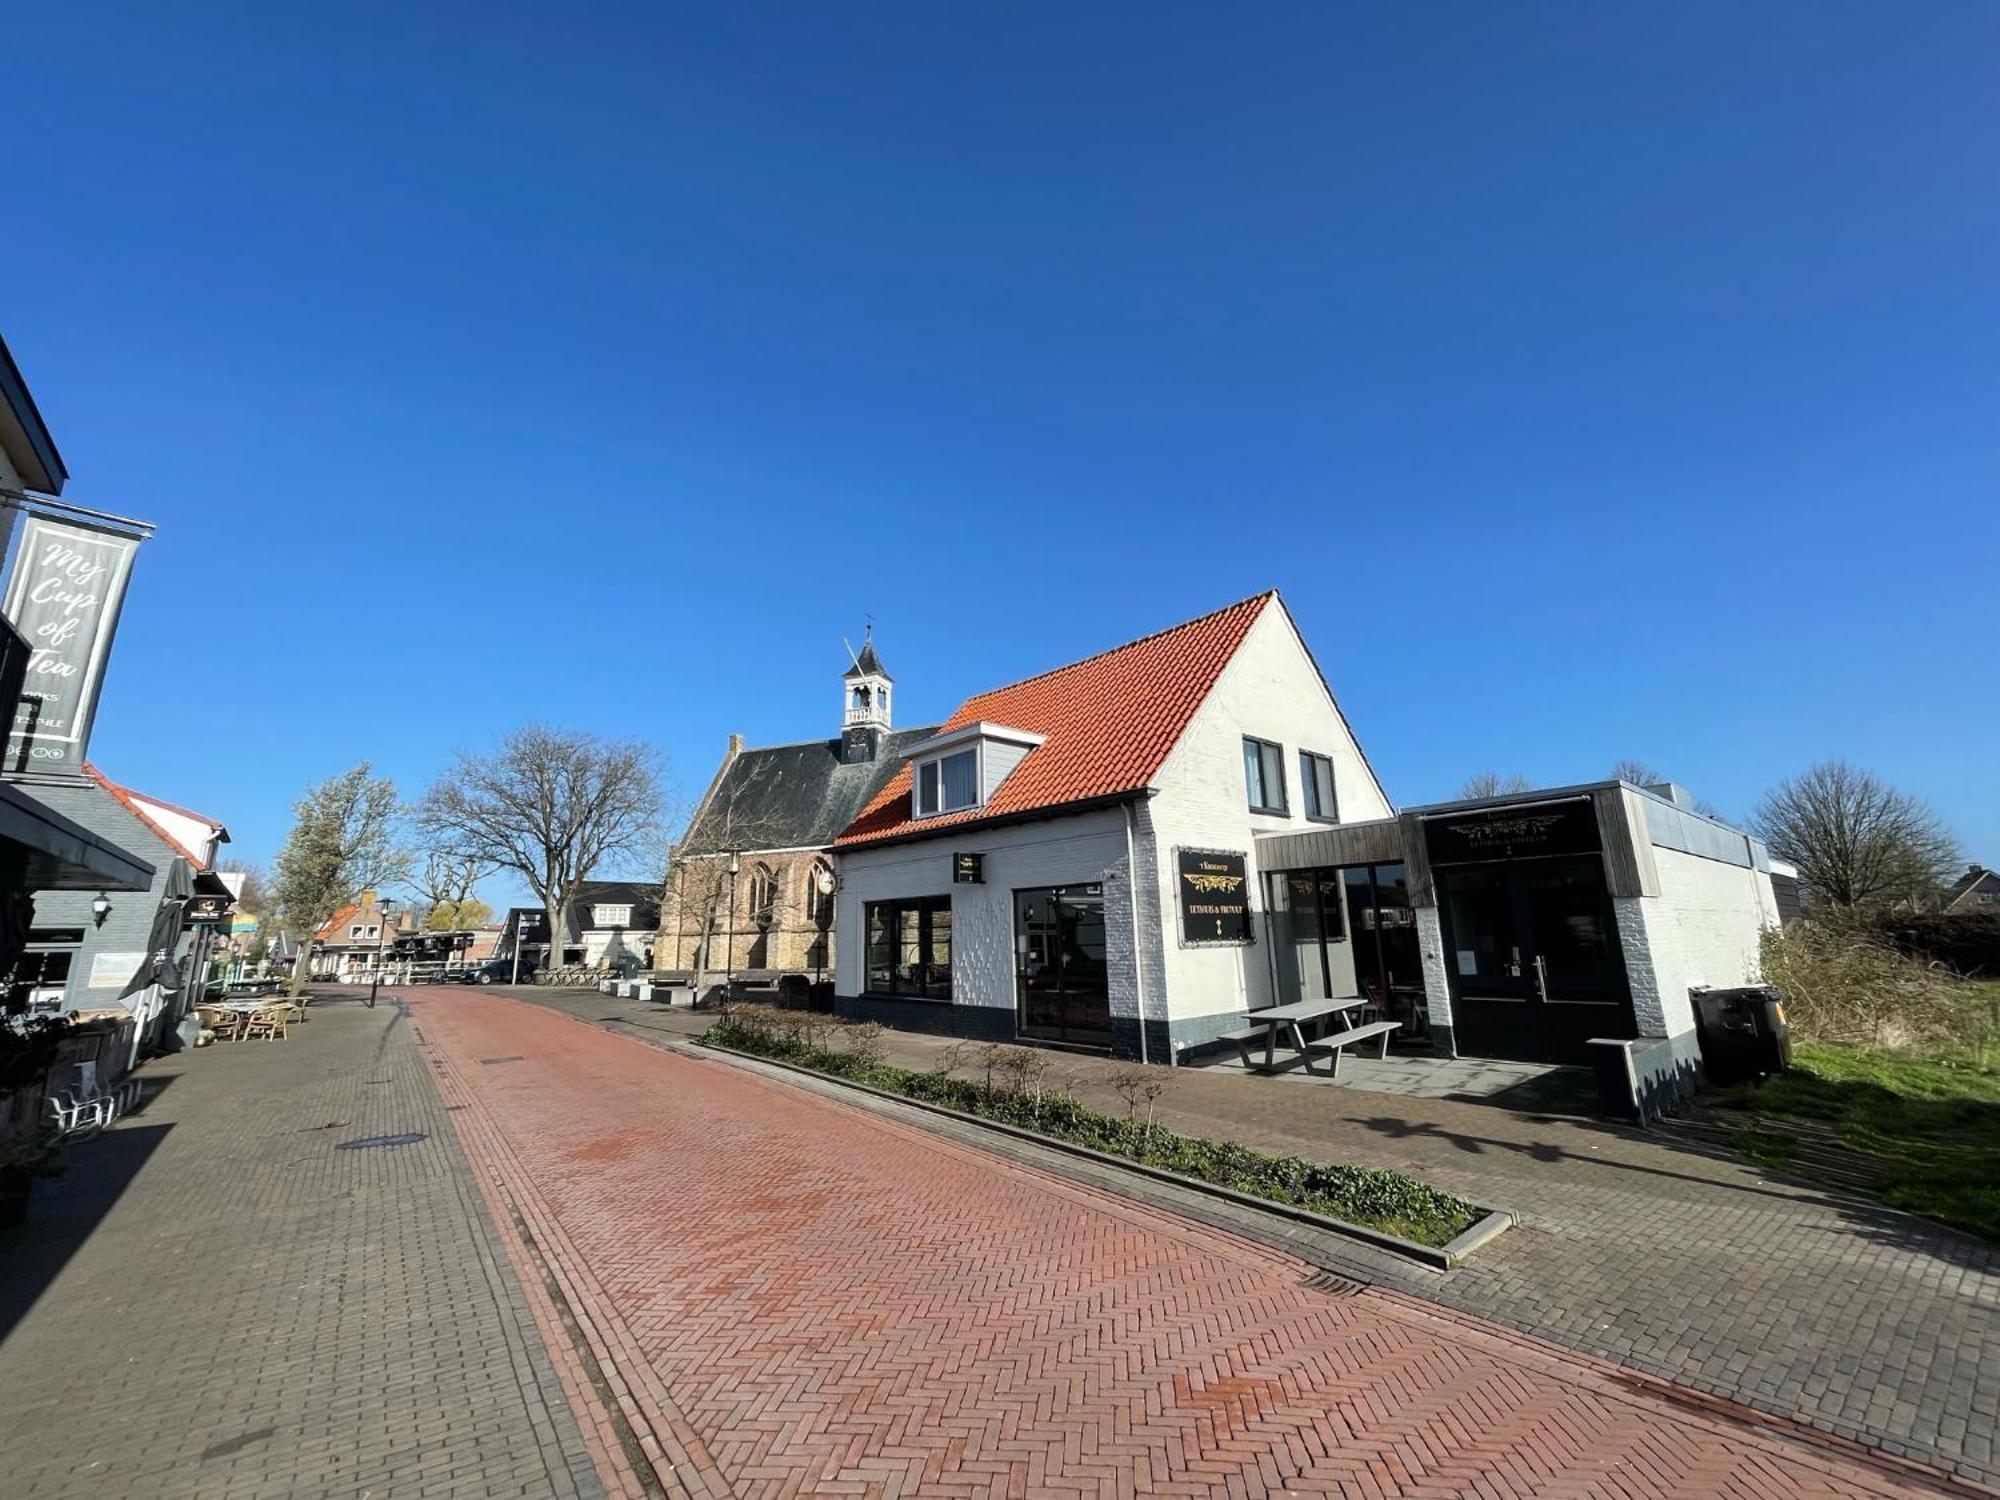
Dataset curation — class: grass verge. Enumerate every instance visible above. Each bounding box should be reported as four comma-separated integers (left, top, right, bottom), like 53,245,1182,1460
700,1017,1482,1248
1713,1038,2000,1242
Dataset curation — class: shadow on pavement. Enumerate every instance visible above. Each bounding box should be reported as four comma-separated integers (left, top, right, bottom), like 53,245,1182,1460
0,1120,172,1344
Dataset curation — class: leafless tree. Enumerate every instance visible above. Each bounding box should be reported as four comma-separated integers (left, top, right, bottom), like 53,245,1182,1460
271,764,409,995
410,850,495,929
217,857,268,915
416,725,664,969
663,785,790,992
1460,771,1531,799
1751,760,1959,910
1610,759,1666,787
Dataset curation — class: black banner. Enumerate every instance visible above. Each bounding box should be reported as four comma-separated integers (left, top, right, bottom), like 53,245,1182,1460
1424,798,1602,865
1177,848,1251,945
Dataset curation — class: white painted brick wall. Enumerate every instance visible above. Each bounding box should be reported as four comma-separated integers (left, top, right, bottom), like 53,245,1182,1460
834,810,1130,1016
1655,846,1776,995
1144,603,1393,1025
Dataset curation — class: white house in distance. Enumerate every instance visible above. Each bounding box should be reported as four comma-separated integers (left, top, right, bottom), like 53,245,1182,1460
830,591,1780,1112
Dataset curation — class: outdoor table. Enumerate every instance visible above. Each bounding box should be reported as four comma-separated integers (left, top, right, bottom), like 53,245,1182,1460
1235,997,1366,1073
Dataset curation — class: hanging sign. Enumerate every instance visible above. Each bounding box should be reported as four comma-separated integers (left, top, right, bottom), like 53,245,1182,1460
1177,848,1251,945
1,513,144,773
184,893,234,926
953,852,984,884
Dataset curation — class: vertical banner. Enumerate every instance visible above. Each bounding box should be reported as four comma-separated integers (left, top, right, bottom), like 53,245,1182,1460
1,512,143,773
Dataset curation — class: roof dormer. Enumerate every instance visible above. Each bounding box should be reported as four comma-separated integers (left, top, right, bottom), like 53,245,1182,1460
904,722,1045,820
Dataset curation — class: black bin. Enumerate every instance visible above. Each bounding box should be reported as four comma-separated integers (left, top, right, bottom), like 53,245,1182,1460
1690,986,1793,1085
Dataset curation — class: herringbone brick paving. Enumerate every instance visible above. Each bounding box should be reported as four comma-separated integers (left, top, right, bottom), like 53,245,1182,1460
0,993,607,1500
414,986,1977,1499
511,986,2000,1487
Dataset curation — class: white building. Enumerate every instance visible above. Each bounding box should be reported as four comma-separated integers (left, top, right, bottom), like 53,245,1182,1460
830,592,1779,1106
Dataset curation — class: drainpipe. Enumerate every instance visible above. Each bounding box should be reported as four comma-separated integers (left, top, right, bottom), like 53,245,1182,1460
1122,802,1154,1067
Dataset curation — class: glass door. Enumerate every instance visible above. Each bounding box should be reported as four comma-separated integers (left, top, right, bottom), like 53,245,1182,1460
1437,859,1633,1062
1014,885,1112,1048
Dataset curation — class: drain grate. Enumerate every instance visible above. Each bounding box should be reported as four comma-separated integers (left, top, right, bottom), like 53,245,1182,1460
336,1132,428,1151
1299,1269,1364,1298
478,1055,526,1066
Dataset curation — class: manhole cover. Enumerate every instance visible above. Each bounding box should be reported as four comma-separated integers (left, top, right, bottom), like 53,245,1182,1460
336,1132,428,1151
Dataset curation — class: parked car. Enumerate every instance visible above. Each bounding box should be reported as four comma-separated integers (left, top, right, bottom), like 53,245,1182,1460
451,958,534,985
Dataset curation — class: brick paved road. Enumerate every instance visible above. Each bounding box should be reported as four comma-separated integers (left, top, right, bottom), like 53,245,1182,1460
0,994,606,1500
414,986,1975,1499
510,985,2000,1488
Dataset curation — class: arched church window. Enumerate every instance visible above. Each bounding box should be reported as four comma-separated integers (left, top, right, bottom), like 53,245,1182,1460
747,864,779,929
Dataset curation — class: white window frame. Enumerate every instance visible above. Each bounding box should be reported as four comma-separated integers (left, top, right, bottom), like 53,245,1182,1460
913,745,982,819
593,904,633,928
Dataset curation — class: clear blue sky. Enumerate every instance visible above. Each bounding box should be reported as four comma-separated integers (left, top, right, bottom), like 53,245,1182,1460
6,2,1996,902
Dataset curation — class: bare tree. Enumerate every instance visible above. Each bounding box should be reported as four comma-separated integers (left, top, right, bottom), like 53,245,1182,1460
411,850,495,929
217,857,268,914
1752,760,1959,910
271,764,409,995
416,725,663,971
1460,771,1531,799
1610,759,1666,787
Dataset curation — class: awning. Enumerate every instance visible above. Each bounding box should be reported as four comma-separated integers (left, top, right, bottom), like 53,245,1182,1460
0,778,155,890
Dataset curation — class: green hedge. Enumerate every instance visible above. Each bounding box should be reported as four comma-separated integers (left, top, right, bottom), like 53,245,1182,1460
701,1017,1481,1248
1869,911,2000,980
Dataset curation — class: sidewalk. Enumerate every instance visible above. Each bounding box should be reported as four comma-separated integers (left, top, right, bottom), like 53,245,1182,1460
0,995,606,1500
509,984,2000,1488
415,983,1977,1499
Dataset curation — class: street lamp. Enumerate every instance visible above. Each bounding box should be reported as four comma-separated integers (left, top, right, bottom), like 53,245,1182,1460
369,897,398,1008
725,852,740,999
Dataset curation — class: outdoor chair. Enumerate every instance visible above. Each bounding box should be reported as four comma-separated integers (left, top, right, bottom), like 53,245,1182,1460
241,1005,289,1041
45,1089,109,1136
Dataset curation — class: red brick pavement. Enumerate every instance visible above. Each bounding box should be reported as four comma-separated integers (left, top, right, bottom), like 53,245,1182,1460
407,987,1971,1500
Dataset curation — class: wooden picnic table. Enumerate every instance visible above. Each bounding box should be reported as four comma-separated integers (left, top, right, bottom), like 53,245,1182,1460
1228,997,1367,1073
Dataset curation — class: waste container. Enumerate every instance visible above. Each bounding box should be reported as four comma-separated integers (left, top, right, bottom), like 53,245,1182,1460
1690,986,1793,1085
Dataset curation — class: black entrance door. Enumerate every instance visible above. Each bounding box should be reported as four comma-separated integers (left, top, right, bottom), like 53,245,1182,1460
1438,856,1632,1063
1014,885,1111,1048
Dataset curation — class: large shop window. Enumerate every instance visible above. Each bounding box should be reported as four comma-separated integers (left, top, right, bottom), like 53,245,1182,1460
915,749,979,817
1300,751,1338,823
1242,737,1288,814
864,896,953,999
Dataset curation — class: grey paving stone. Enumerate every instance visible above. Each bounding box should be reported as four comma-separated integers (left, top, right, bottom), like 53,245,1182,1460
0,997,607,1500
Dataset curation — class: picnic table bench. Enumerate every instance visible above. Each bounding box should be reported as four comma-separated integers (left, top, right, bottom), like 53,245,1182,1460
1220,998,1402,1077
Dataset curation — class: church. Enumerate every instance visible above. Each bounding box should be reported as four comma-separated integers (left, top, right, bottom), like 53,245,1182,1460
654,637,937,997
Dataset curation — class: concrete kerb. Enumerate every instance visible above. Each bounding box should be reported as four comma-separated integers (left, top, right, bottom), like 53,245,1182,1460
690,1036,1515,1270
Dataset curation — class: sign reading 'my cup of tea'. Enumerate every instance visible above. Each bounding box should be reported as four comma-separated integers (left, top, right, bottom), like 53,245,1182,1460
1,512,144,773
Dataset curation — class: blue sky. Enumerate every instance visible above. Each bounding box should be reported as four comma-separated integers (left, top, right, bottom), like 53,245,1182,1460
5,2,1995,904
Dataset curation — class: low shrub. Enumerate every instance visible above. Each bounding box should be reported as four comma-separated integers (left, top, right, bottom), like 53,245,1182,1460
701,1017,1481,1247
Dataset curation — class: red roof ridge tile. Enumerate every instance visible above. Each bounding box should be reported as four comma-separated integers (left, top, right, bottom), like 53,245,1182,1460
834,591,1278,849
83,762,212,870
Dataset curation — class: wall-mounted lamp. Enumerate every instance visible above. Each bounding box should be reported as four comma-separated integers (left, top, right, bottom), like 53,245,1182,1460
91,893,112,928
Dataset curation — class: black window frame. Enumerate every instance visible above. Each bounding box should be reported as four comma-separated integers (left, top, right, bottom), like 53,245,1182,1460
1299,749,1339,824
1242,736,1288,815
862,894,953,1001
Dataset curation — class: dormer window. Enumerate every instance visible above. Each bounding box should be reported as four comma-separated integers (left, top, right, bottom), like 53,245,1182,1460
907,722,1047,821
917,749,978,816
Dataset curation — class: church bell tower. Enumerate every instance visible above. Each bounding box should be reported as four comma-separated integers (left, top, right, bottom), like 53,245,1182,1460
840,632,893,764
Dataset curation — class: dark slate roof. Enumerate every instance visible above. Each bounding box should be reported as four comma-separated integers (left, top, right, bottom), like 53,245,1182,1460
683,728,938,854
843,638,889,680
570,880,660,935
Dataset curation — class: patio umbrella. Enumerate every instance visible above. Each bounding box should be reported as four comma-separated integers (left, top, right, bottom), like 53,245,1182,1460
120,895,189,1000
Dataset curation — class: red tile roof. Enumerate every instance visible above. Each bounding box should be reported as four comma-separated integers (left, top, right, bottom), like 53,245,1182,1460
835,592,1275,848
84,763,214,870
